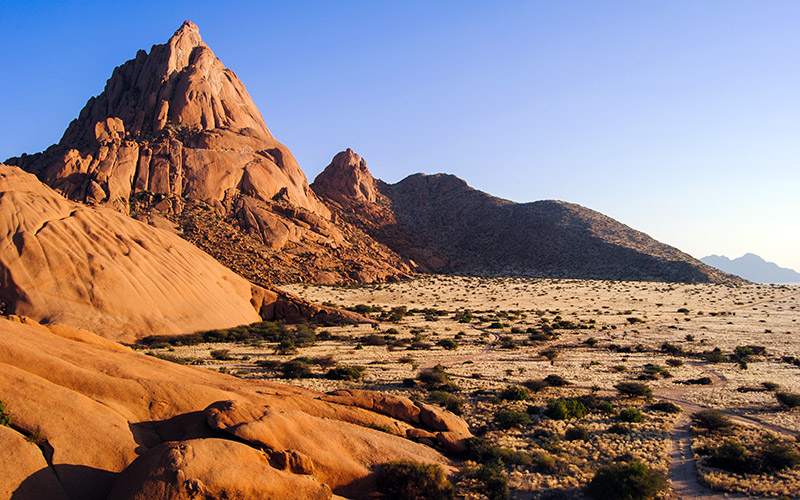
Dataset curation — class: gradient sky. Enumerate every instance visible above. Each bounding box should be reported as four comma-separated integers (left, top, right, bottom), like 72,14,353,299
2,1,798,271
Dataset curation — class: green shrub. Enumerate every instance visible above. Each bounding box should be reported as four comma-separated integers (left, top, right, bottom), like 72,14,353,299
758,438,800,472
545,399,588,420
500,385,529,401
473,460,509,500
762,381,780,392
614,381,652,398
523,379,550,392
437,339,458,350
275,339,297,355
535,452,557,472
26,430,47,447
464,438,533,467
706,436,800,474
619,408,644,423
145,352,192,364
692,410,734,432
377,460,454,500
540,348,559,361
648,401,682,414
709,440,748,472
418,365,454,390
681,376,713,385
0,401,11,427
494,409,531,429
543,374,570,386
586,461,668,500
210,349,233,360
565,425,590,441
608,423,631,435
325,365,365,381
281,359,312,379
428,391,464,415
776,392,800,409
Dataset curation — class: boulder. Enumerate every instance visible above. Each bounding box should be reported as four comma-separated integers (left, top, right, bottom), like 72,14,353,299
107,439,332,500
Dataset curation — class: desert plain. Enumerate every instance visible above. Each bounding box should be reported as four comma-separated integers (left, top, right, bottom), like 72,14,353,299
142,276,800,499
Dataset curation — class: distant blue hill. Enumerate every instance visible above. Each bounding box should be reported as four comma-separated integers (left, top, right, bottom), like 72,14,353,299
701,253,800,284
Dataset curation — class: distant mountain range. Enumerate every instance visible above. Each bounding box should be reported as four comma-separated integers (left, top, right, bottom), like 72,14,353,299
701,253,800,284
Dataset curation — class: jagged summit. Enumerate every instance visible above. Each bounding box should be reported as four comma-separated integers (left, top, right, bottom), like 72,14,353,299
61,20,272,147
6,25,414,284
311,148,378,207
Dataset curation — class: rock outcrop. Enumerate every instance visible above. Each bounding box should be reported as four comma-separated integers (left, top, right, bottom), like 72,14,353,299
312,149,378,207
313,150,744,283
0,317,463,500
0,165,365,342
0,164,260,341
6,22,411,284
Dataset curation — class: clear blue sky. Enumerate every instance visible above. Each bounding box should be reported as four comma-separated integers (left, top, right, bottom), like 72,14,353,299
2,1,798,271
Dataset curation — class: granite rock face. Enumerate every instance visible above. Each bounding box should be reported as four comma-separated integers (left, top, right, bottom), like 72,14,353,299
0,164,364,342
7,22,411,284
0,317,460,500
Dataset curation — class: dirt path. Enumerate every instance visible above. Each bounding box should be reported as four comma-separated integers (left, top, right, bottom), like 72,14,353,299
666,413,749,500
656,364,795,499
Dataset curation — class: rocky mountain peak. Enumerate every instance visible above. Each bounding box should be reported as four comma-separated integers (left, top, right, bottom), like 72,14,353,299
312,148,378,207
59,20,272,148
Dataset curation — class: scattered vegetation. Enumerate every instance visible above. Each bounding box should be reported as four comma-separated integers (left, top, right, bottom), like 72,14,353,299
0,401,11,426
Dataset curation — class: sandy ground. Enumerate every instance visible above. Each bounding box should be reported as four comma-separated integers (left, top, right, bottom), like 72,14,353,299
151,277,800,498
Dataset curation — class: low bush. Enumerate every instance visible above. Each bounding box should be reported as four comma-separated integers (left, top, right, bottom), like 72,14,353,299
614,381,652,398
545,398,588,420
648,401,682,414
281,359,312,379
680,377,713,385
376,460,454,500
619,407,644,423
692,410,734,432
500,385,529,401
586,461,668,500
472,460,509,500
776,392,800,409
465,438,533,467
494,409,531,429
565,425,590,441
0,401,11,426
607,423,631,435
325,365,365,381
418,365,457,391
210,349,233,360
523,379,550,392
429,391,464,415
706,436,800,474
543,374,570,386
708,440,749,472
437,339,458,350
